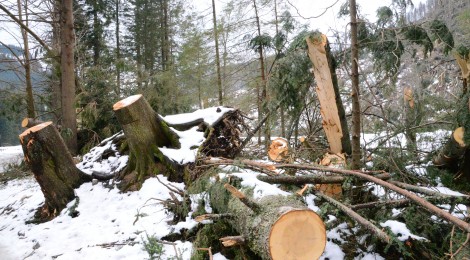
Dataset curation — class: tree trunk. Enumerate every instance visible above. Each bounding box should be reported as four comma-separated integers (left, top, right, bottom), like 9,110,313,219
19,122,91,222
60,0,78,154
252,0,270,148
350,0,362,169
206,180,326,259
306,33,351,155
433,127,466,169
115,0,121,96
17,0,35,118
212,0,223,105
113,95,181,190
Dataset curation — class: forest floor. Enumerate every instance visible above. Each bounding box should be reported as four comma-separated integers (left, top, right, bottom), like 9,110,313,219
0,130,467,259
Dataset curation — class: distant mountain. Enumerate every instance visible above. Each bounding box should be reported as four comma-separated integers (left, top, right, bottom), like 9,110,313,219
0,44,48,93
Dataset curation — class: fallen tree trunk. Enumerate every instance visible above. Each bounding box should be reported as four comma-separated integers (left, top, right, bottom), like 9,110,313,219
202,158,470,232
433,127,466,169
205,179,326,259
19,122,91,222
257,172,391,185
113,94,182,190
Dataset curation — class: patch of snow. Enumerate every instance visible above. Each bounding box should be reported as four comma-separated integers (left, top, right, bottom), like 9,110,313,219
76,132,128,177
380,220,428,241
0,175,194,259
304,194,320,212
213,252,229,260
357,252,385,260
320,241,345,259
225,170,290,199
0,146,23,172
162,106,234,126
159,126,204,164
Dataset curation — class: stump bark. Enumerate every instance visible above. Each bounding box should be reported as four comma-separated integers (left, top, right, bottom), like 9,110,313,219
19,122,91,222
433,127,466,169
113,94,182,190
208,179,326,259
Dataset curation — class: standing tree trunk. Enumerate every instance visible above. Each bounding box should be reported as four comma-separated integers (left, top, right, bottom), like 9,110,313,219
19,122,91,222
17,0,35,118
349,0,361,169
252,0,270,148
60,0,78,154
115,0,121,96
113,95,181,190
212,0,223,105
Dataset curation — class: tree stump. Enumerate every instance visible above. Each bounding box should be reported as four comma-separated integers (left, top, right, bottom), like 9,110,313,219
19,122,91,222
433,127,466,169
208,180,326,259
113,94,182,190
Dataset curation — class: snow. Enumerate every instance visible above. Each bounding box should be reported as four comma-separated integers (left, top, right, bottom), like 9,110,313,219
159,126,204,164
0,127,465,259
162,106,233,126
380,220,428,241
0,176,193,260
76,132,128,177
0,145,23,172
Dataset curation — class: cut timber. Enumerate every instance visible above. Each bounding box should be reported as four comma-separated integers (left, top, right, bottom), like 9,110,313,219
403,87,414,108
268,137,289,162
318,152,346,198
306,33,351,155
19,122,91,222
21,118,44,128
113,94,181,190
433,127,466,168
209,178,326,259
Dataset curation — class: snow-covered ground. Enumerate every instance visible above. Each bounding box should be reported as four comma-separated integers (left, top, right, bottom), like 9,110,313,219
0,145,23,172
0,128,465,259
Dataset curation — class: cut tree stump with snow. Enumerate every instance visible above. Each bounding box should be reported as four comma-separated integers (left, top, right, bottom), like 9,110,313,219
433,127,466,169
19,122,92,222
203,178,326,259
113,94,246,190
113,94,182,190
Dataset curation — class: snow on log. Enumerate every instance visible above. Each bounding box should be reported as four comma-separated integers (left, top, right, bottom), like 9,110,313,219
208,176,326,259
19,122,91,222
433,127,466,168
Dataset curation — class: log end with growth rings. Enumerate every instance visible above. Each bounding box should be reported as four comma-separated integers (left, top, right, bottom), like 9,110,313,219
269,209,326,259
112,94,142,111
19,121,52,143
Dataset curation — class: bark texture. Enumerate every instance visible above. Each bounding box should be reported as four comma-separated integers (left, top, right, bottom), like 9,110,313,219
19,122,91,222
113,94,181,190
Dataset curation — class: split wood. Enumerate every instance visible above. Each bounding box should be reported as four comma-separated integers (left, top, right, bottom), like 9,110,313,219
203,158,470,233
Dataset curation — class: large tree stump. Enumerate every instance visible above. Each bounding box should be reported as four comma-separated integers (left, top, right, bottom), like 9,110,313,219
207,180,326,259
113,94,182,190
433,127,466,169
19,122,91,222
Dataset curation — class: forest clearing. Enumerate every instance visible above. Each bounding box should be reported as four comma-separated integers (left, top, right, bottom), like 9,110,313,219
1,0,470,259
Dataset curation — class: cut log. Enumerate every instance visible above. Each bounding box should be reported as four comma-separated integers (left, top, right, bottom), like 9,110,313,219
113,94,181,190
268,137,289,162
21,118,44,128
208,178,326,259
433,127,466,168
306,33,351,155
19,122,91,222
